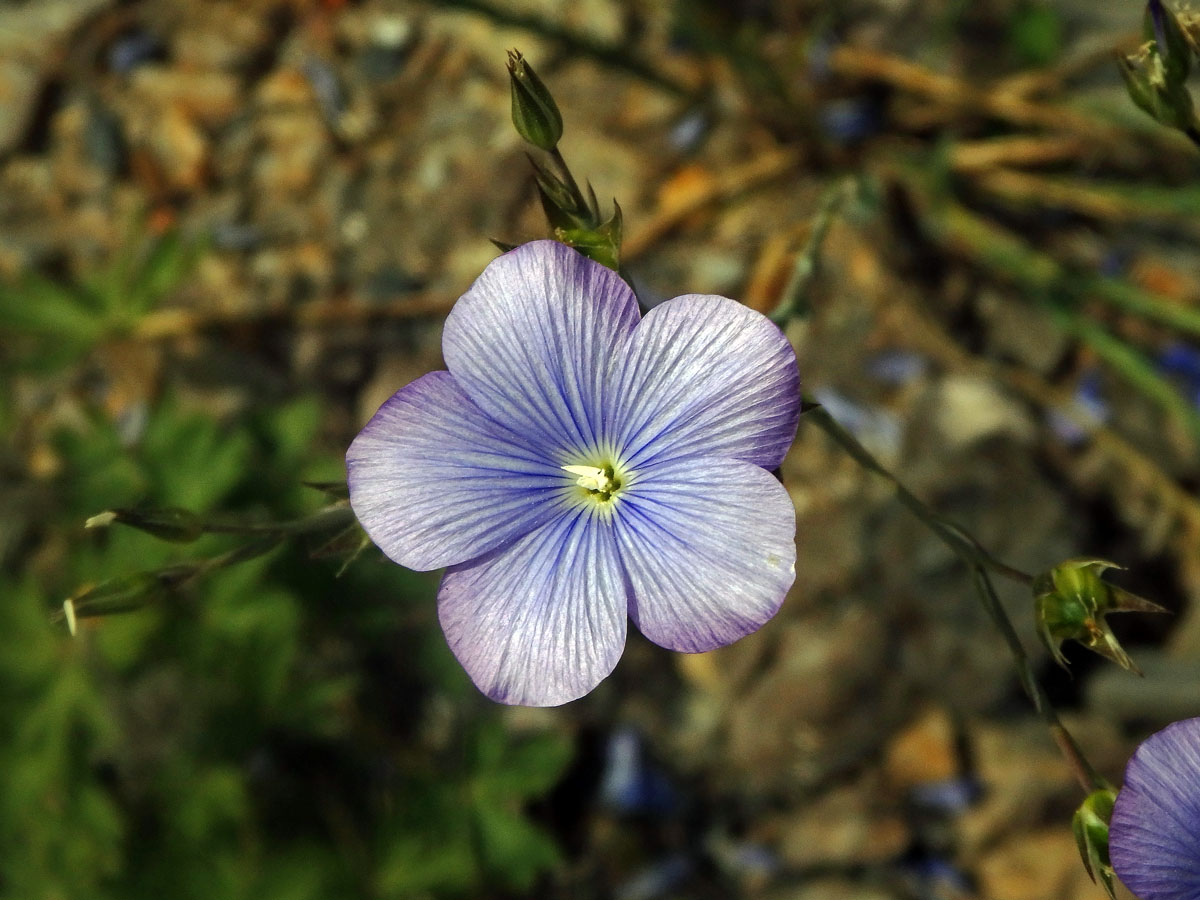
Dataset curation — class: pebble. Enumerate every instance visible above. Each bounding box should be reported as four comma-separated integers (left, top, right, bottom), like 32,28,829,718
128,67,241,128
883,706,959,790
976,829,1098,900
0,0,114,153
931,375,1037,451
774,778,909,868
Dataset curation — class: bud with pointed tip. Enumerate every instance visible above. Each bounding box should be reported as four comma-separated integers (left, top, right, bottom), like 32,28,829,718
1033,558,1167,674
553,201,623,271
1146,0,1193,85
507,49,563,152
1118,23,1197,134
63,568,188,626
89,506,205,543
1073,787,1117,900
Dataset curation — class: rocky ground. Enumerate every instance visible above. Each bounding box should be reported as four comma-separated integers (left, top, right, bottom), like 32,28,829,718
3,1,1200,898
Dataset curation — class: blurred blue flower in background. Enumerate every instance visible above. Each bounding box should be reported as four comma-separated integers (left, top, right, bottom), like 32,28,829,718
1110,717,1200,900
1158,341,1200,409
1047,368,1110,447
347,240,801,706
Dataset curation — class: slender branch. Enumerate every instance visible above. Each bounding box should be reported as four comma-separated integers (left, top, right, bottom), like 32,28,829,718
769,178,857,324
804,405,1032,585
970,568,1105,793
427,0,694,97
802,403,1107,793
200,502,356,538
547,147,591,221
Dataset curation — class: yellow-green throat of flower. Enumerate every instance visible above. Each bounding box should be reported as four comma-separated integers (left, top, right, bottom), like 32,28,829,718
562,463,624,503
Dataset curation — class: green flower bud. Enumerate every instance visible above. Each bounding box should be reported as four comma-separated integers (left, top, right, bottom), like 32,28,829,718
87,506,205,543
1033,558,1166,673
507,49,563,152
1118,45,1197,132
1146,0,1193,85
63,566,194,631
1073,787,1117,900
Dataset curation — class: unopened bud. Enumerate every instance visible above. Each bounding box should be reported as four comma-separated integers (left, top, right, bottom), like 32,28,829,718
1073,787,1117,899
91,507,204,543
1147,0,1193,84
507,49,562,152
63,570,177,625
1118,44,1197,132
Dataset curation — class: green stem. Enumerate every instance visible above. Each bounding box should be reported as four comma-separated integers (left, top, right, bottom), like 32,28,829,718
941,201,1200,344
769,179,857,325
805,405,1031,585
803,403,1106,793
547,146,594,223
970,568,1105,793
201,502,356,538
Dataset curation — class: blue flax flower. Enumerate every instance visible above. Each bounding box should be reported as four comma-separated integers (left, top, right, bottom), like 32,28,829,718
347,240,800,706
1110,717,1200,900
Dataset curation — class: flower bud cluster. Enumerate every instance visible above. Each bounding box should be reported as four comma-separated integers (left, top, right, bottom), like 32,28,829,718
505,50,623,271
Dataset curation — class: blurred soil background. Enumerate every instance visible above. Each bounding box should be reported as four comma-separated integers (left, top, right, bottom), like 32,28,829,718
3,0,1200,898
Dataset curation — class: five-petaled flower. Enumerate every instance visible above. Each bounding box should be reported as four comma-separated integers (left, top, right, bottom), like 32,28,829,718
1110,716,1200,900
347,240,801,706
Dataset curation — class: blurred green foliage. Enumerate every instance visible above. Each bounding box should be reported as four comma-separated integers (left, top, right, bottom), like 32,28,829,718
1007,1,1064,68
0,227,204,371
0,236,572,898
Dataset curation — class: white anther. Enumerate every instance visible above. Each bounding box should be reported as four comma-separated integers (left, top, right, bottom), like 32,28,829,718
562,464,614,493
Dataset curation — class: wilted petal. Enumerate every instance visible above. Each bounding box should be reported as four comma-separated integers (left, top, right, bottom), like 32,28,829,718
1111,717,1200,900
443,240,640,457
614,457,795,652
347,371,567,571
610,294,800,470
439,508,628,706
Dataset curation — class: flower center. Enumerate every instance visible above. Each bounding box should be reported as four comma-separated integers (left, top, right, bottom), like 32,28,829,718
562,463,623,502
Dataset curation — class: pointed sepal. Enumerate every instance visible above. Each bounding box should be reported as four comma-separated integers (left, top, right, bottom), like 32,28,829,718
1073,787,1118,900
1033,558,1167,674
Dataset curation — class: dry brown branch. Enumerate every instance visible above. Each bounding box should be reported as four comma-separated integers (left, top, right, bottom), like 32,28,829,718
878,293,1200,559
622,149,803,261
990,31,1143,99
829,44,1123,141
966,167,1178,225
948,136,1092,172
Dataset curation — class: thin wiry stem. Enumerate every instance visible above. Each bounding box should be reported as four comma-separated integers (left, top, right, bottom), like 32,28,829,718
803,403,1105,793
770,179,857,325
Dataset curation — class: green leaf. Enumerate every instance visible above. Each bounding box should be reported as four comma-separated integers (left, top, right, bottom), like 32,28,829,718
1008,1,1063,67
376,809,479,896
472,801,560,893
0,275,105,340
485,732,574,798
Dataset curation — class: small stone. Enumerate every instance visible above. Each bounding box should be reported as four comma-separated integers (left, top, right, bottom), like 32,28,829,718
0,0,114,153
168,2,271,72
147,104,210,192
976,829,1099,900
129,67,241,128
774,778,910,868
0,59,43,155
932,375,1036,451
884,706,959,790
